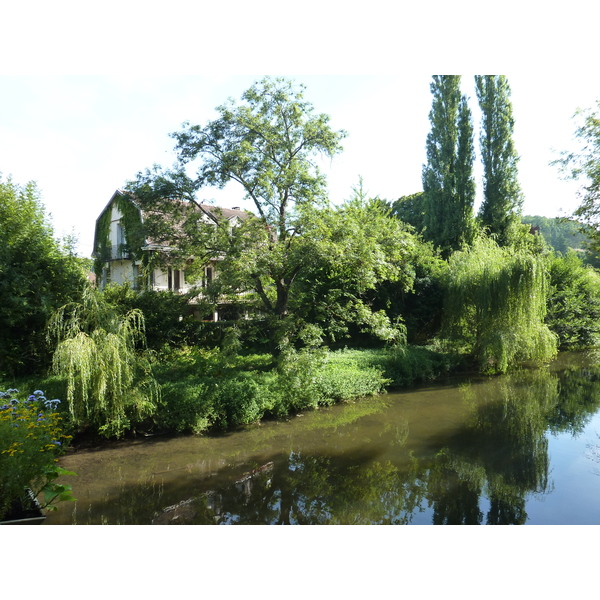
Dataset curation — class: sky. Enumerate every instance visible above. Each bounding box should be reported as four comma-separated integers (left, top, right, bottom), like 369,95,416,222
1,72,597,258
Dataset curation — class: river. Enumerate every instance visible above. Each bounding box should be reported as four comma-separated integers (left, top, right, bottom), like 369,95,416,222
44,350,600,525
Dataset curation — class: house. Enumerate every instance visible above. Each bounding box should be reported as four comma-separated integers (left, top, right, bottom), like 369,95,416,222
92,190,251,320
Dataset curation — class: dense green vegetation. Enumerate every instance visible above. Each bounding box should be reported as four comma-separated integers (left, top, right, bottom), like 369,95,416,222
3,76,600,443
422,75,476,256
521,214,589,254
442,236,557,373
476,75,523,245
0,175,87,377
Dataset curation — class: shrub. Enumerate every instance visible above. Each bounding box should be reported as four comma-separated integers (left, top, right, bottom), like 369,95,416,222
442,237,557,373
0,176,87,378
48,287,159,438
155,381,214,434
546,251,600,349
0,389,75,520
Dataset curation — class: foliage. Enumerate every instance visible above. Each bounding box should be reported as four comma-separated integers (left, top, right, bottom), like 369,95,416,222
93,192,147,283
521,214,588,254
553,99,600,254
390,192,426,232
101,284,199,350
442,236,557,373
151,346,395,434
0,389,75,520
127,76,419,351
47,287,159,438
422,76,476,257
322,346,457,389
546,251,600,349
475,75,523,245
283,189,421,346
378,236,447,344
0,175,87,377
172,77,347,237
126,77,347,330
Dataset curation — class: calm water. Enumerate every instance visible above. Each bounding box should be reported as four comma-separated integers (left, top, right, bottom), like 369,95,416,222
45,351,600,525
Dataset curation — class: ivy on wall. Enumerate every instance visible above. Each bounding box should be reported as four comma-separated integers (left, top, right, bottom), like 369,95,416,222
93,207,112,281
93,193,149,287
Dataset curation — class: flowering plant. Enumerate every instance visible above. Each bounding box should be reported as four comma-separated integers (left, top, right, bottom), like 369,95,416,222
0,389,76,521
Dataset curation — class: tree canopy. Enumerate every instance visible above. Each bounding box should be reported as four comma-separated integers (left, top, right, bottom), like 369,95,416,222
475,75,523,245
442,236,557,373
130,77,347,240
0,175,86,377
553,99,600,254
422,76,476,257
126,78,347,328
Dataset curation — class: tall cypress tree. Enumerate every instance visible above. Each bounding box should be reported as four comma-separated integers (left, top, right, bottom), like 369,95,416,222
475,75,523,245
456,95,477,243
422,75,476,257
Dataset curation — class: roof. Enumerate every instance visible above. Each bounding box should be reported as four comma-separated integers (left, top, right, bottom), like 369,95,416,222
94,190,252,255
196,203,251,222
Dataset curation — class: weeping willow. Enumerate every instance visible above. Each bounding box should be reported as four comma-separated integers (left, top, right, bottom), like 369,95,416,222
47,287,159,437
442,237,557,373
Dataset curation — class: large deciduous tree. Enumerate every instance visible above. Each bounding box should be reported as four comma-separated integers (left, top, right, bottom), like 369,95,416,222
422,76,476,257
0,175,86,377
553,99,600,255
442,236,557,373
475,75,523,245
390,191,427,232
127,77,347,328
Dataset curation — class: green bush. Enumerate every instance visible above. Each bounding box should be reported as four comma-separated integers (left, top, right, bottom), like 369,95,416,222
210,373,272,428
152,346,395,433
155,380,215,434
322,346,456,389
315,363,387,404
546,251,600,349
0,176,87,378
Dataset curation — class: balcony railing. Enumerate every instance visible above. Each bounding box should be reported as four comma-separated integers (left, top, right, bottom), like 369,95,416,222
96,245,132,261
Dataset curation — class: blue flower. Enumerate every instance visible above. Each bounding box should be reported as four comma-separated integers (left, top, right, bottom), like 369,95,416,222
33,390,44,396
44,398,61,410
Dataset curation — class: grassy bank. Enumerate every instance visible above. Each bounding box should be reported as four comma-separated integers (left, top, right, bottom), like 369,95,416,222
148,344,459,434
2,345,459,439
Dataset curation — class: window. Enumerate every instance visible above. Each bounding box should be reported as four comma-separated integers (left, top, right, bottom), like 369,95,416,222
116,222,125,258
168,267,181,292
132,264,139,290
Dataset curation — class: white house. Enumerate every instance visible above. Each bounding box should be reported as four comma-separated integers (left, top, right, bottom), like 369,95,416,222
92,190,250,320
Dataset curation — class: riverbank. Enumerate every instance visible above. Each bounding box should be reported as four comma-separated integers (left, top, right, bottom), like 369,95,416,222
146,344,462,436
2,344,462,444
42,349,600,525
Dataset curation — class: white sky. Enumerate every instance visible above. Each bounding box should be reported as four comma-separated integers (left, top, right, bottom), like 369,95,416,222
1,5,599,259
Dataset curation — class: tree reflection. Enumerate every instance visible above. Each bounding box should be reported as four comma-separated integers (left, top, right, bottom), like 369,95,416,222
51,359,600,525
194,364,600,525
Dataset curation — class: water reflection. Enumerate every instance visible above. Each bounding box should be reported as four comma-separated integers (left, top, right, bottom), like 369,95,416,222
46,352,600,525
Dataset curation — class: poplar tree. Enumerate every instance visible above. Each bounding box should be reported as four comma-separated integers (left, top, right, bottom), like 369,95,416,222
475,75,523,245
422,76,476,257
